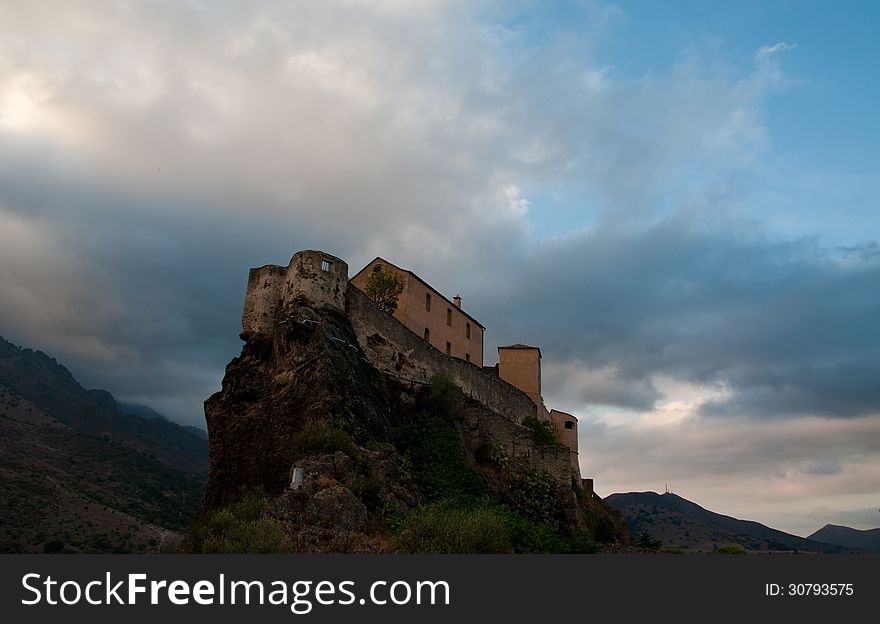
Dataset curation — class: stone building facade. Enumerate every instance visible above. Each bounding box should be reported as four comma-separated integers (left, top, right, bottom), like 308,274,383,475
495,344,579,471
350,257,485,367
241,249,583,485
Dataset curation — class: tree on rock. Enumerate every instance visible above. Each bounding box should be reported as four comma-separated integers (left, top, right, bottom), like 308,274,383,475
365,269,405,314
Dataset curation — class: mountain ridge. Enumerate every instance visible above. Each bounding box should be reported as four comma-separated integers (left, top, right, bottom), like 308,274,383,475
0,335,208,553
605,491,863,553
807,524,880,552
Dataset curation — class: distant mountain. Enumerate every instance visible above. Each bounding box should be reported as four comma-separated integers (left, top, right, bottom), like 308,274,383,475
605,491,862,553
0,336,208,553
117,401,165,421
117,401,208,440
807,524,880,552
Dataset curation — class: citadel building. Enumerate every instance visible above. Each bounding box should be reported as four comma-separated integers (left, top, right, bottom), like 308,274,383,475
350,256,580,474
351,258,485,366
233,249,588,504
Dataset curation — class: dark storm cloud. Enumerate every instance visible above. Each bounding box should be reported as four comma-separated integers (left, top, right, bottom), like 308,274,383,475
474,219,880,418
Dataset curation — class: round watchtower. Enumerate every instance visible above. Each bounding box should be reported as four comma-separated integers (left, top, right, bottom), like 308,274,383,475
283,250,349,311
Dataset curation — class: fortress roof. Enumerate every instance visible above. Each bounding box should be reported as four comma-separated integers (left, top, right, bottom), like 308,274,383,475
352,256,486,329
498,343,542,357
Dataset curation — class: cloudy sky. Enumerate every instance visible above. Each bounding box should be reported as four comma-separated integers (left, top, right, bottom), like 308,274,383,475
1,0,878,536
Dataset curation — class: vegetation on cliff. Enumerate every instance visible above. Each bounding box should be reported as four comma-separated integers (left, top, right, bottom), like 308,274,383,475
192,373,622,553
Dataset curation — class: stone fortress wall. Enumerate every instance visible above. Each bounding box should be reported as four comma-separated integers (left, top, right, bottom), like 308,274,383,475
242,250,581,487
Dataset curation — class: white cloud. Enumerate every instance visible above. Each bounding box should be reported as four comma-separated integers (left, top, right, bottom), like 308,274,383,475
757,41,797,60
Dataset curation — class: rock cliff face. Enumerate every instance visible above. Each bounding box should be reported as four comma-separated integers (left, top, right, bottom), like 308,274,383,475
203,277,394,507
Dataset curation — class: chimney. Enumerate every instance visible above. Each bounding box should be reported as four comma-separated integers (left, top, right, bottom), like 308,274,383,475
453,294,462,308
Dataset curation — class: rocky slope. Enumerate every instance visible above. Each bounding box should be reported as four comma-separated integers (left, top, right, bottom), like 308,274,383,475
0,336,207,553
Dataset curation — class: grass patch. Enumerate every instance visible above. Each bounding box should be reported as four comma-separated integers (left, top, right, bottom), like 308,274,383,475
185,487,290,554
522,415,562,446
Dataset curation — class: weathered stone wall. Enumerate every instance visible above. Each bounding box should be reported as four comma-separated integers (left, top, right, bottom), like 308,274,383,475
283,250,348,312
346,285,538,425
462,401,576,487
242,264,287,337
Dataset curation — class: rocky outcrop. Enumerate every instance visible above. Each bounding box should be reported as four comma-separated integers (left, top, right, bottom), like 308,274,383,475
265,448,421,553
203,299,395,508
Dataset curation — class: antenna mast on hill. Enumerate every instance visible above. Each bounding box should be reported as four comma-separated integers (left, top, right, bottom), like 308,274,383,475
665,483,669,494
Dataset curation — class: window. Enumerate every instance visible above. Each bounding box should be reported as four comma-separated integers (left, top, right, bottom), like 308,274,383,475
445,342,451,355
466,353,471,362
466,322,471,339
447,308,452,326
321,259,331,272
564,421,573,430
372,264,382,273
425,293,431,311
424,328,430,342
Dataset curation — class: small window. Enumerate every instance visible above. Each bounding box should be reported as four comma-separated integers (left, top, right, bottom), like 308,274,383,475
425,293,431,312
321,259,331,272
466,322,471,339
466,353,471,362
372,264,382,273
445,342,451,355
564,421,573,430
447,308,452,326
424,328,430,342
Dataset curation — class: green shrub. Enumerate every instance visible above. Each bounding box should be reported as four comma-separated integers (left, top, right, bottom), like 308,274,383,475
396,501,510,553
488,441,510,469
636,530,662,551
200,513,288,554
187,487,290,554
508,469,559,524
364,269,405,314
397,379,484,502
291,420,359,460
425,373,463,420
490,505,597,553
593,515,619,544
522,415,562,446
494,506,567,553
716,545,748,555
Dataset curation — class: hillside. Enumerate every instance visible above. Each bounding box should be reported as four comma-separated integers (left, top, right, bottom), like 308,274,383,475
807,524,880,552
605,491,860,553
0,336,208,553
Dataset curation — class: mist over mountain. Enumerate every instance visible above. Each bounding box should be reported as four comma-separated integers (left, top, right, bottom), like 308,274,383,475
117,401,208,440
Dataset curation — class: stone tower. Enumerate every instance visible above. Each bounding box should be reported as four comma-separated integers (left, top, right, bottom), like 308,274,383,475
241,250,348,338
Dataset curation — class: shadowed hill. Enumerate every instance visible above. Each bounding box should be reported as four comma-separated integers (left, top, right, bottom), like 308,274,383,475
0,336,207,553
807,524,880,552
605,491,862,553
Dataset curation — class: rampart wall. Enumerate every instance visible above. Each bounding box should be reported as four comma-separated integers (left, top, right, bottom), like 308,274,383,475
346,285,538,425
